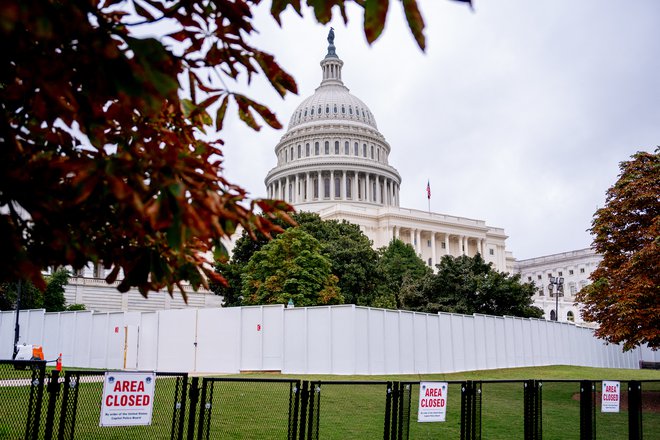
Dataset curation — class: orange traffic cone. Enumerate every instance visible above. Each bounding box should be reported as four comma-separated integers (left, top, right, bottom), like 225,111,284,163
56,353,62,371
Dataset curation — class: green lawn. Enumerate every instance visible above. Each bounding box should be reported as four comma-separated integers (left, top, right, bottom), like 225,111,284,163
0,365,658,439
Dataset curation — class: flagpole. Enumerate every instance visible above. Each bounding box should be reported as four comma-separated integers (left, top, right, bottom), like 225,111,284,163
426,179,431,213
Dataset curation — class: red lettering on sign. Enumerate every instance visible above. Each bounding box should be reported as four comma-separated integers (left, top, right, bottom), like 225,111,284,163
425,388,442,397
420,398,445,408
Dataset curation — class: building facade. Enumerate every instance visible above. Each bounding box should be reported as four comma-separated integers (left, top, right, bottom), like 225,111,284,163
265,32,514,272
514,248,601,324
59,265,221,312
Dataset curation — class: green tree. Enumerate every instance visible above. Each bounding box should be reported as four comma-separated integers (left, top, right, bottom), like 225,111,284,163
42,269,70,312
294,213,380,305
576,149,660,350
241,228,343,306
377,239,431,308
3,0,465,294
0,269,70,311
401,254,543,318
213,212,380,306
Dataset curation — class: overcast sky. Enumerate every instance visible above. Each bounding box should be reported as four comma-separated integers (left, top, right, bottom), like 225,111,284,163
215,0,660,261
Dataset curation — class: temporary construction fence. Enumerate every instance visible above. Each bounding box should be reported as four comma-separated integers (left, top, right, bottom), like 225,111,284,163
1,360,658,440
0,305,654,374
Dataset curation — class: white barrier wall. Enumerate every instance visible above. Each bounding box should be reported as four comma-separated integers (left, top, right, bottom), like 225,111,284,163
0,305,649,374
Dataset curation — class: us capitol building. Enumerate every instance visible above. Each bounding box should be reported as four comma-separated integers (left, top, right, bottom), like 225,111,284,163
64,31,600,325
265,30,515,273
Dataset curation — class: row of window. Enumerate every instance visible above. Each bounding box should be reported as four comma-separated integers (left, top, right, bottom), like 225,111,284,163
294,103,373,125
423,239,495,256
281,140,384,163
527,267,585,282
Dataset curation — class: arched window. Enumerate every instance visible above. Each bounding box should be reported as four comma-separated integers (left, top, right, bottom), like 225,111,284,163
341,106,345,114
370,146,374,159
315,142,319,155
354,142,359,156
372,182,376,201
288,183,293,202
325,105,329,114
427,258,432,267
324,141,329,155
567,311,575,322
377,148,380,161
363,144,367,157
334,177,340,197
311,107,314,115
285,150,288,162
550,310,556,321
346,178,352,198
318,106,321,114
290,147,294,159
313,179,318,198
333,105,337,113
323,178,330,198
334,141,339,154
306,143,310,156
297,145,301,158
349,106,353,115
344,141,349,155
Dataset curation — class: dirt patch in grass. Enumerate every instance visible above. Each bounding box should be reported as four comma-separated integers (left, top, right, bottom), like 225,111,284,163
572,391,660,412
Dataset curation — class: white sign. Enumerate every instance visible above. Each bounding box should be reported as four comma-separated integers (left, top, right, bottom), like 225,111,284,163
100,371,156,426
418,382,448,422
601,381,620,413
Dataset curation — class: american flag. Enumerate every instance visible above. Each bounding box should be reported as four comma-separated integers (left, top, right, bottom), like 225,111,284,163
426,180,431,199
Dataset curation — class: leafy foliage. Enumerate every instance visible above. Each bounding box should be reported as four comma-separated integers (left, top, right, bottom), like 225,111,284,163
0,269,70,312
576,149,660,350
241,228,343,306
377,239,431,308
2,0,466,296
400,254,543,318
213,212,379,306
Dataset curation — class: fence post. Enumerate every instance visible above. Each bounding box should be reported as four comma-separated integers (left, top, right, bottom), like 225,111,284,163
298,381,309,440
460,380,482,440
627,381,642,440
397,383,412,440
25,363,46,440
186,377,199,440
384,381,392,440
579,380,595,440
170,374,188,440
43,369,61,440
289,380,301,440
307,382,320,440
57,371,79,440
524,380,542,440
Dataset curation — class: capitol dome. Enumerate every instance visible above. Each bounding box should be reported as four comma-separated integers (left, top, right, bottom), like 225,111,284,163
265,30,401,210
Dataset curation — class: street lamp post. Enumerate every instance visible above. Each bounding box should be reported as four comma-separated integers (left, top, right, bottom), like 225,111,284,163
548,276,564,321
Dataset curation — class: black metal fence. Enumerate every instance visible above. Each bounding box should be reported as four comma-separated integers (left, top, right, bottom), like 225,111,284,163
1,359,658,440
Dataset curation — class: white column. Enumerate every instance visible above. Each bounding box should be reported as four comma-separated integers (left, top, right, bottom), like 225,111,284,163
294,174,299,203
317,170,322,199
342,171,347,200
306,172,311,202
330,170,335,199
416,229,422,254
409,229,415,249
395,226,400,239
431,232,437,270
445,234,450,256
376,176,381,204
